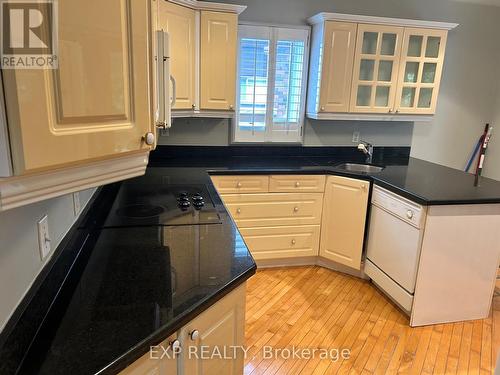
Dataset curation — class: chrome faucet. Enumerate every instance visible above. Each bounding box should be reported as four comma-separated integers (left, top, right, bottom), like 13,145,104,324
357,141,374,164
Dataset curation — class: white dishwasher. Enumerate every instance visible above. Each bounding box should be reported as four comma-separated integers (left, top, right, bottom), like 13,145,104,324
365,185,426,313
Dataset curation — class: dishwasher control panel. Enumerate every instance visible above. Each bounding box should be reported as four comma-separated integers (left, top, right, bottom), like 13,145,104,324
371,186,425,229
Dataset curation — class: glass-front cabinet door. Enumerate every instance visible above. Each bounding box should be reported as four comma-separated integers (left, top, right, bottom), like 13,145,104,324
350,25,404,113
395,28,447,114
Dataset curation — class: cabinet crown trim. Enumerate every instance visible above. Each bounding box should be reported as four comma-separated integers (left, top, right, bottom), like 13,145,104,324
167,0,247,14
307,12,459,30
0,152,149,212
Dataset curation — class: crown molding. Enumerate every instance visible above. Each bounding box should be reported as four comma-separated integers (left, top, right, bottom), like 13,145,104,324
307,12,459,30
168,0,247,14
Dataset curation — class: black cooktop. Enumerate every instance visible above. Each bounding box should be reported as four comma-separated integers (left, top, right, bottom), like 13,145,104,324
102,182,221,227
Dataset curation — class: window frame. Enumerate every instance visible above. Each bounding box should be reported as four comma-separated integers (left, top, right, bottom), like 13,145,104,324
232,23,310,144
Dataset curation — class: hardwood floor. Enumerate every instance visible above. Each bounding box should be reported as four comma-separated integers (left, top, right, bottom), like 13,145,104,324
244,266,499,374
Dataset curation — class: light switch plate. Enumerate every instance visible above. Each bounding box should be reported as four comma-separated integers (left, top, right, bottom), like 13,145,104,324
352,131,360,143
72,192,81,215
37,215,51,261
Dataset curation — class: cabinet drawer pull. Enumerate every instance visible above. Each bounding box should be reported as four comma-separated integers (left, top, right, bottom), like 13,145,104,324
236,182,242,188
190,330,200,341
236,208,241,214
170,339,181,351
295,181,300,187
291,239,296,245
293,206,299,212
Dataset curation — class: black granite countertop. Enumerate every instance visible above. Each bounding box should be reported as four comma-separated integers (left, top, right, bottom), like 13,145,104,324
150,146,500,206
2,168,256,375
3,146,500,375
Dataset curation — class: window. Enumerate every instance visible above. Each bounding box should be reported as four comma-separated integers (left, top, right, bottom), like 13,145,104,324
234,25,309,143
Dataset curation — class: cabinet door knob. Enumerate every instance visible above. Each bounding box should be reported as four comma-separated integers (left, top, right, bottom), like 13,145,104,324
190,330,200,341
170,339,181,351
361,184,367,191
192,103,196,109
395,109,400,113
143,132,155,145
295,181,300,187
291,239,296,245
293,206,299,212
229,104,234,110
320,106,325,111
388,109,393,113
237,182,242,188
406,210,414,219
236,208,241,214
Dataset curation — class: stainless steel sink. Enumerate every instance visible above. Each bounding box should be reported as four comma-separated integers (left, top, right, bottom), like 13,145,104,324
334,163,385,174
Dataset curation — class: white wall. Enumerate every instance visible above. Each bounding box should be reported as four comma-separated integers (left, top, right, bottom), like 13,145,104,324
160,0,500,176
0,188,95,332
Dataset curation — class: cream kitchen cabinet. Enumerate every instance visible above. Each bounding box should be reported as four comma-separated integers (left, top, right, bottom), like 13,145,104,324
119,284,246,375
156,1,244,117
319,175,370,270
306,13,457,121
213,175,325,263
200,11,238,111
158,0,196,110
307,21,357,114
350,24,404,113
395,28,448,114
0,0,155,211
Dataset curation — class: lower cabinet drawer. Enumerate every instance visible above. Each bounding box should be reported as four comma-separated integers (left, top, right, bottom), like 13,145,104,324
269,175,326,193
211,175,269,194
239,225,320,260
221,193,324,227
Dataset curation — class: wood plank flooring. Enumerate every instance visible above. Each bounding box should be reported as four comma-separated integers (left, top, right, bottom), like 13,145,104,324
244,266,499,375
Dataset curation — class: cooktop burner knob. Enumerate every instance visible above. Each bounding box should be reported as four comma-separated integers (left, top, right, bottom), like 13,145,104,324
179,192,188,199
192,194,204,202
178,200,191,209
193,200,205,210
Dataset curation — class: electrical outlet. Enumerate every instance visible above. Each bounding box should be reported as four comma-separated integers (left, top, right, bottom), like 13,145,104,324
352,131,360,143
37,215,51,261
72,192,81,215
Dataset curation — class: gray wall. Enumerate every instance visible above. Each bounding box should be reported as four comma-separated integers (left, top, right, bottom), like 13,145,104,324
0,189,95,331
160,0,500,179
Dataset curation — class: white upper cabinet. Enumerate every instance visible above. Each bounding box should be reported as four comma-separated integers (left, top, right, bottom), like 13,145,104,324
156,0,245,117
158,1,196,110
350,25,404,114
395,28,448,114
0,0,154,211
307,21,357,114
2,0,153,174
306,13,458,121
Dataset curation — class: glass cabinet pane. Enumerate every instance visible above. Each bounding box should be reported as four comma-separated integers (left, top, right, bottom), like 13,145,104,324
401,87,416,107
357,86,372,106
425,37,441,58
375,86,390,107
407,35,423,57
362,32,378,54
378,61,393,82
418,88,433,108
380,33,397,55
359,59,375,81
422,63,437,83
404,62,419,83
